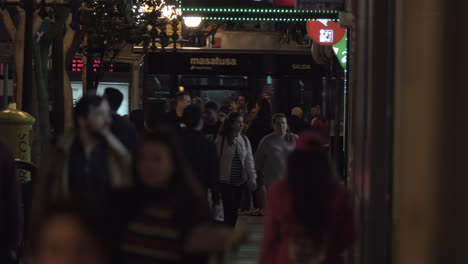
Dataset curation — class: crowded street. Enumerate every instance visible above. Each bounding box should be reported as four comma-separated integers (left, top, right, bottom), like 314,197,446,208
1,0,467,264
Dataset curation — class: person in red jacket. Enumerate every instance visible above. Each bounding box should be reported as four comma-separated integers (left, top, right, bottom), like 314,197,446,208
259,131,355,264
310,104,331,149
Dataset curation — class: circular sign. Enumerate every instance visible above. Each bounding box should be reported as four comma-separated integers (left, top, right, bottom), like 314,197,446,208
307,20,346,46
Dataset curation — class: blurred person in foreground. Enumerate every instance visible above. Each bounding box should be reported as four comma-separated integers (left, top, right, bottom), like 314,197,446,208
32,95,132,237
110,130,213,264
216,112,257,227
162,92,192,129
180,104,219,195
288,106,308,135
202,101,222,141
255,113,297,191
0,141,22,264
260,131,355,264
103,88,138,152
35,201,114,264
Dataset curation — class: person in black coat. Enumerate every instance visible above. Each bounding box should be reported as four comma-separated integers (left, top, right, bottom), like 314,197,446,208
104,88,138,152
244,98,273,214
246,98,273,153
180,104,220,194
162,92,192,130
288,106,309,135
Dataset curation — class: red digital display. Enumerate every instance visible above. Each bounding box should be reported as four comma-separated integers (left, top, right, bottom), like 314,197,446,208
71,59,114,72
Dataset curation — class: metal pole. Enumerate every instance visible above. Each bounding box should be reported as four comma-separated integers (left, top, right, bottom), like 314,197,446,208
22,0,34,112
3,63,8,109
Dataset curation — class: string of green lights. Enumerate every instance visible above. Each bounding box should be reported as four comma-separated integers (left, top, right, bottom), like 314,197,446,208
200,17,338,22
183,7,338,14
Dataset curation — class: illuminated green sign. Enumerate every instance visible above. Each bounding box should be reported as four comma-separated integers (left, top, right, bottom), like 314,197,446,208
332,32,347,69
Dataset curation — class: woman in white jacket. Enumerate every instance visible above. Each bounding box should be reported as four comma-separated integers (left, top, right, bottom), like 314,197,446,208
216,112,257,227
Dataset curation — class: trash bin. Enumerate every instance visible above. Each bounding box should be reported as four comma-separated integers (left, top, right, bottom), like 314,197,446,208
0,107,35,182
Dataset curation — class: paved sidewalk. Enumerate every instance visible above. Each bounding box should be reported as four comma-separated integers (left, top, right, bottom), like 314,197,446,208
232,216,264,264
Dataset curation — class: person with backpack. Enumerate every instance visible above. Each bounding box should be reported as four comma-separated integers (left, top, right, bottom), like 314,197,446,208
216,112,257,227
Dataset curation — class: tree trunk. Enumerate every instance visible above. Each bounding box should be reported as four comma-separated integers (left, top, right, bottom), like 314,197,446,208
31,7,70,164
15,8,25,110
63,15,84,130
32,42,50,157
52,31,65,136
0,7,25,110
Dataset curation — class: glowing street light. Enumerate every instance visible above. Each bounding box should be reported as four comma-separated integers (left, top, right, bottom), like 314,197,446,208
184,16,202,27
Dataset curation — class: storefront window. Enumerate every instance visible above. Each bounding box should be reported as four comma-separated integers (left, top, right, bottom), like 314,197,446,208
145,74,171,99
178,75,248,107
71,81,130,116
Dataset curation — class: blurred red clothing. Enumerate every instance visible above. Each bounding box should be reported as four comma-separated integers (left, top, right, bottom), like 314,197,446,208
260,179,355,264
311,117,331,147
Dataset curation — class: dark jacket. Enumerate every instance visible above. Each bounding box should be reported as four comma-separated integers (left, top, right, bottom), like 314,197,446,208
0,141,22,251
110,113,138,151
30,132,132,242
180,128,219,191
162,111,183,130
202,120,222,142
288,115,309,135
247,118,273,153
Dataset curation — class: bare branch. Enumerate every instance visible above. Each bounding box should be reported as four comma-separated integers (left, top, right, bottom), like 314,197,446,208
0,8,16,40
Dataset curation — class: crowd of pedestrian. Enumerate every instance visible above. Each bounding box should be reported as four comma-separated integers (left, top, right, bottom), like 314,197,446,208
0,89,354,264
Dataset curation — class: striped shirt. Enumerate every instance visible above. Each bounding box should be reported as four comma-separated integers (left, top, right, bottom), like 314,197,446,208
230,145,244,186
122,200,184,264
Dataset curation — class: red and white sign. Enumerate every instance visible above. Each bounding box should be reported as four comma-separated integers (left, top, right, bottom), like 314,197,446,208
307,20,346,46
274,0,295,6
